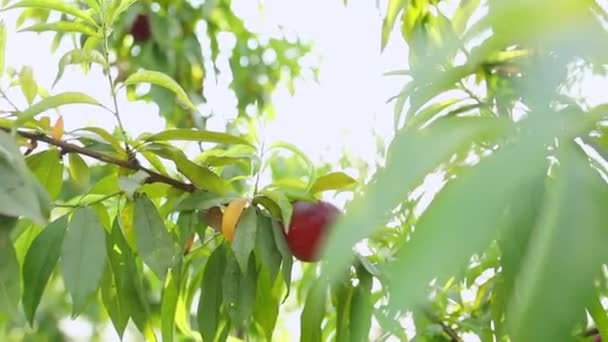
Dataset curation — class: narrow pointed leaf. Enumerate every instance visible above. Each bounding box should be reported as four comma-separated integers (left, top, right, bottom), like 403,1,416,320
1,0,96,25
19,21,98,37
68,153,90,189
17,92,101,124
144,129,253,147
0,231,20,318
134,194,175,281
19,66,37,105
232,206,257,274
53,48,106,86
22,215,68,324
26,148,63,199
311,172,357,194
61,207,107,315
197,244,227,342
123,70,197,111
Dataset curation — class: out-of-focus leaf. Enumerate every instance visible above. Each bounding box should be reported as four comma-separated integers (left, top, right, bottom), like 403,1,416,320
507,143,608,341
197,244,227,342
19,21,98,37
123,70,197,111
61,207,107,315
0,131,49,223
0,21,6,77
19,66,37,105
269,141,316,189
322,117,510,281
72,127,127,155
1,0,96,25
68,153,90,189
253,267,281,341
310,172,357,194
232,206,257,274
118,170,147,198
453,0,482,34
350,265,373,341
22,215,68,324
381,0,406,50
26,148,63,199
17,92,101,124
301,281,327,342
144,129,254,147
134,194,175,281
0,230,20,318
53,48,106,86
161,267,181,342
51,115,64,140
588,293,608,341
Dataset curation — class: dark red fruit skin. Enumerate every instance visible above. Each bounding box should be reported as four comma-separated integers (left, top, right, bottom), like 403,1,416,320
130,14,151,42
284,201,340,262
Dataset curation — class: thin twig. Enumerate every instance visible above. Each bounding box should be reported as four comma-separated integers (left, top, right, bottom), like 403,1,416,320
102,26,130,152
0,126,196,192
423,310,462,342
0,89,20,112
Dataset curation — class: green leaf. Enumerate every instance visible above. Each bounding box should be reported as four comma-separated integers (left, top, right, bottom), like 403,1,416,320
161,267,181,342
26,148,63,199
253,267,281,340
322,117,510,280
350,265,373,341
53,48,106,86
232,206,257,274
61,207,107,315
269,141,316,190
100,264,129,339
19,21,99,37
310,172,357,194
588,293,608,342
118,170,147,198
19,66,37,105
106,219,157,341
68,153,90,189
17,92,101,124
301,282,327,342
261,190,293,231
1,0,96,26
381,0,406,50
72,127,126,155
222,253,257,327
507,143,608,341
144,129,254,147
22,215,68,324
198,244,227,342
333,281,353,342
271,217,292,300
0,131,48,224
255,213,282,283
452,0,482,34
0,21,6,77
134,194,175,281
123,70,197,111
175,191,235,211
0,231,20,319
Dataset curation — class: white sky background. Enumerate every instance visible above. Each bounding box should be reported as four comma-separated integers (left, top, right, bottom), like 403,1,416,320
4,0,608,341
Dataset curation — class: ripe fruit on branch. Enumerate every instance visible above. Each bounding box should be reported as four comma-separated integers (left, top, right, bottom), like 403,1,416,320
221,198,250,242
130,14,151,42
284,200,341,262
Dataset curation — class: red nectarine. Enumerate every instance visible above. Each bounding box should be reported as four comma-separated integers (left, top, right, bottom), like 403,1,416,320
284,200,340,262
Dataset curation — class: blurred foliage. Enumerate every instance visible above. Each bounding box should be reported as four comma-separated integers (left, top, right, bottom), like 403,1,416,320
3,0,608,341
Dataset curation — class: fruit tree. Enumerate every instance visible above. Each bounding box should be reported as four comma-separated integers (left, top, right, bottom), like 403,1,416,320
2,0,608,341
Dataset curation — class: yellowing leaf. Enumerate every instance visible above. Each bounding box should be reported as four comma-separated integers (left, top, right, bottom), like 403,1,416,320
123,70,197,111
51,115,63,140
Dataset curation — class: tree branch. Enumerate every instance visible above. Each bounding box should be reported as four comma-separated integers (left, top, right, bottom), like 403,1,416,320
1,126,196,192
